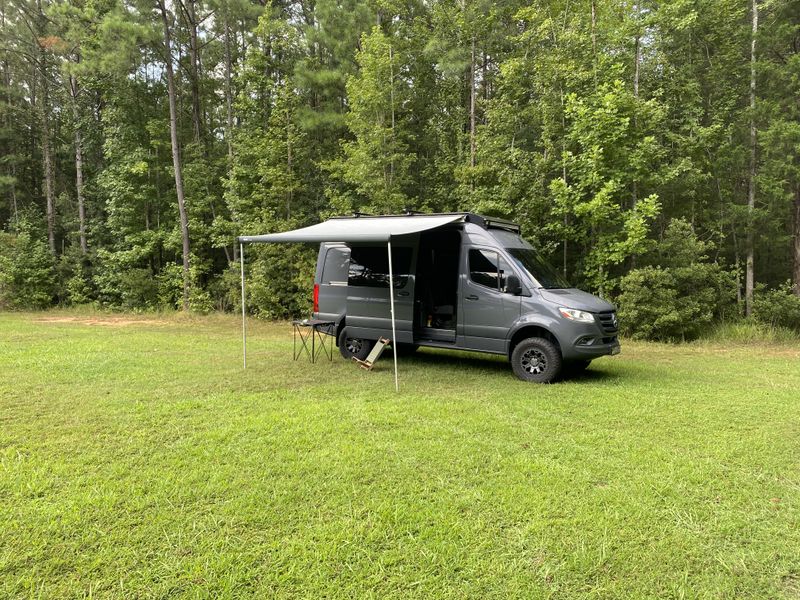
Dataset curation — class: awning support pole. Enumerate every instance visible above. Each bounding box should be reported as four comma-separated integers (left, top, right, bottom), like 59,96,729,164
240,242,247,369
387,240,399,392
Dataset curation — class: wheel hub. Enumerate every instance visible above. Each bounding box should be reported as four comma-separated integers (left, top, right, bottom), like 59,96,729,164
521,348,547,374
346,338,362,354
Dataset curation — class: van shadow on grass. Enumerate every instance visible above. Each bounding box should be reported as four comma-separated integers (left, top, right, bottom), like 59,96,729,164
384,347,621,384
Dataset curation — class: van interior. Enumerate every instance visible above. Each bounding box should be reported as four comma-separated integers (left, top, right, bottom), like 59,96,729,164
414,229,461,343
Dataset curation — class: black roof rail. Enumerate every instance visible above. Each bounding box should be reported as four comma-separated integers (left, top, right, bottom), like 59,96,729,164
483,217,521,233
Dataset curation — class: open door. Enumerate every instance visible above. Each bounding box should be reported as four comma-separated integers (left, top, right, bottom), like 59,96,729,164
413,229,461,343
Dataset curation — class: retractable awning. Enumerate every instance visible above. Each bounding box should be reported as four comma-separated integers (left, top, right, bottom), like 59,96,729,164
237,213,468,392
238,213,466,244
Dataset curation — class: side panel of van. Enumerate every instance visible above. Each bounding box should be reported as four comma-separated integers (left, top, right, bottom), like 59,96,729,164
345,240,417,344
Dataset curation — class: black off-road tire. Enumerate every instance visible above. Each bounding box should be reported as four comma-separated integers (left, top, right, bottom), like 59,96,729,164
511,337,563,383
338,328,373,361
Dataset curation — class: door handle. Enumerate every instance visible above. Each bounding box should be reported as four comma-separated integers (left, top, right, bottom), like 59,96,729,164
398,291,410,297
466,294,479,301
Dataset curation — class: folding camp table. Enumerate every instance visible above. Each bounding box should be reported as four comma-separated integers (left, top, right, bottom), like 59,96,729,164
292,319,334,363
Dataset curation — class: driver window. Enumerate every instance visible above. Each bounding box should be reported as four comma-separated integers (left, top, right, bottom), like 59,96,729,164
469,249,511,291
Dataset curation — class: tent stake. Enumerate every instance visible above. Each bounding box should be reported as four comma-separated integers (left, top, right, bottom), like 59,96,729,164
240,242,246,369
387,240,399,392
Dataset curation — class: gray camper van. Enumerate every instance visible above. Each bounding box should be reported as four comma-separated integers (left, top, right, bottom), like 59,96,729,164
312,213,620,382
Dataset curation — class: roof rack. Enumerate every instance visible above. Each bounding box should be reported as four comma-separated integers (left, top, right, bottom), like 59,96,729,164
331,211,520,232
483,217,521,233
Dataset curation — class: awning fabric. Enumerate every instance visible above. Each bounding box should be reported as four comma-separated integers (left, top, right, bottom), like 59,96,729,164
238,214,465,244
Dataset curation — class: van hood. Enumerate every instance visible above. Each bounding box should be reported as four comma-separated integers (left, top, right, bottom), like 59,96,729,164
538,288,615,313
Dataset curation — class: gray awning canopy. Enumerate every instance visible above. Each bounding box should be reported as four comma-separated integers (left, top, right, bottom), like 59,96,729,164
238,214,466,244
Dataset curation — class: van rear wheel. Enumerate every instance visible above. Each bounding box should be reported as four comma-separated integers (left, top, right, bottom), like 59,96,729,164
338,328,373,361
511,337,562,383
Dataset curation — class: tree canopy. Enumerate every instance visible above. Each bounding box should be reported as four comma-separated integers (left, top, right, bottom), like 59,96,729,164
1,0,799,330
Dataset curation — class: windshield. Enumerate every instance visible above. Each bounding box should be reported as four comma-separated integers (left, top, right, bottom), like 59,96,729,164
506,248,571,289
490,229,570,289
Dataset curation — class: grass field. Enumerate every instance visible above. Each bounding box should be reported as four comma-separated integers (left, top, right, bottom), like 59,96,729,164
1,310,799,598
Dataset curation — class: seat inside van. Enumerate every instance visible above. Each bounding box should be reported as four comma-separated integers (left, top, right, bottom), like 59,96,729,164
415,229,461,339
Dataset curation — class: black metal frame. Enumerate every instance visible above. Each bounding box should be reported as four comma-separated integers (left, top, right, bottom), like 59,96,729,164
293,319,335,363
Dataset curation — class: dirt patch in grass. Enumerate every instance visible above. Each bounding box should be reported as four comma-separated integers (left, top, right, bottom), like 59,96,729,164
34,316,169,327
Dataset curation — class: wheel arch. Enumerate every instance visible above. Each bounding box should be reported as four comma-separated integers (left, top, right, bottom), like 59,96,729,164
507,323,562,360
334,314,346,346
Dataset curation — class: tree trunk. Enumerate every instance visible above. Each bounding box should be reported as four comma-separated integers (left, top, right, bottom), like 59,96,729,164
223,6,234,160
632,8,640,212
158,0,191,311
469,34,476,170
591,0,597,84
388,42,395,189
40,59,56,255
630,5,641,269
560,87,568,278
1,2,16,222
745,0,758,317
70,74,88,254
286,98,292,220
793,185,800,296
184,0,203,144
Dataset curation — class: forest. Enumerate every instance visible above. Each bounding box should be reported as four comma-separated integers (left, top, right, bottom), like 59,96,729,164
1,0,799,340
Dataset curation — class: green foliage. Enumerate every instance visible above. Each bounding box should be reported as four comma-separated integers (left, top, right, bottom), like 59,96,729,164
0,232,56,310
752,283,800,331
617,220,736,341
327,27,415,214
2,0,799,335
244,244,316,319
56,246,94,305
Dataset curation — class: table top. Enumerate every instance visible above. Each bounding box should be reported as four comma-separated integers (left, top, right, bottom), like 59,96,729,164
292,318,335,327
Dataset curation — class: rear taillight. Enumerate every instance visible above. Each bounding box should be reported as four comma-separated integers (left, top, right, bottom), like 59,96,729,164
313,283,320,314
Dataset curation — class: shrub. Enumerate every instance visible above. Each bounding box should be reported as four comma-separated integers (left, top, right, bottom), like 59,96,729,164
616,219,736,341
752,283,800,331
56,246,95,306
244,244,316,319
0,232,56,309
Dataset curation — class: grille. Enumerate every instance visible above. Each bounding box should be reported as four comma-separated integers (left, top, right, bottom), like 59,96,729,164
596,311,619,334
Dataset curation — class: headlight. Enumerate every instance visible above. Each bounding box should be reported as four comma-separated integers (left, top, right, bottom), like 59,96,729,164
558,307,595,323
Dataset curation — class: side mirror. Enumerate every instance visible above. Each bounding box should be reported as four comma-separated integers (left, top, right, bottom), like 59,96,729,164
505,274,522,295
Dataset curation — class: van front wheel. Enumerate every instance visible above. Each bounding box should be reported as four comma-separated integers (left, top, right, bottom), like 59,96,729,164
511,337,562,383
338,328,373,361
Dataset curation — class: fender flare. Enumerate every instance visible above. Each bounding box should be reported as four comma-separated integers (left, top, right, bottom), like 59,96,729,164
334,314,346,344
506,315,565,358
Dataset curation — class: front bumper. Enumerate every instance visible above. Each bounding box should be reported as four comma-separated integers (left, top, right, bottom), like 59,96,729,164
570,336,621,358
560,315,621,361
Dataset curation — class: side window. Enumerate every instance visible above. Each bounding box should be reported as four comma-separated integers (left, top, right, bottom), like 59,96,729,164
321,247,350,285
348,246,412,288
469,249,512,291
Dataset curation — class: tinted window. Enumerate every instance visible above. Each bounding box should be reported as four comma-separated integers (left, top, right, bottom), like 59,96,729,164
321,247,350,285
491,229,571,289
506,248,570,289
469,249,511,291
348,246,412,288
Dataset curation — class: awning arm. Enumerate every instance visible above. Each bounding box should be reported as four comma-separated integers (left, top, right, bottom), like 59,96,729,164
388,240,399,392
240,242,246,369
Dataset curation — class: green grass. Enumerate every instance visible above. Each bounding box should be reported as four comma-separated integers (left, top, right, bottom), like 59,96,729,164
1,310,799,599
706,320,800,345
